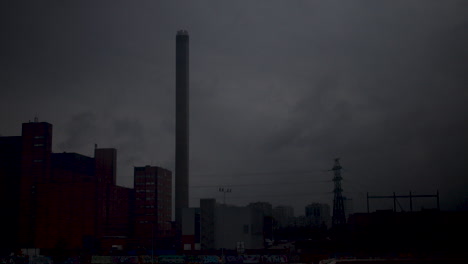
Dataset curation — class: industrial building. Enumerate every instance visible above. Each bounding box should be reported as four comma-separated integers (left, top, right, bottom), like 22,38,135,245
0,120,172,255
182,199,264,251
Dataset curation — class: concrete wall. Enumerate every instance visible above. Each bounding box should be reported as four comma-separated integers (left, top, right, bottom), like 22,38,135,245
214,206,263,250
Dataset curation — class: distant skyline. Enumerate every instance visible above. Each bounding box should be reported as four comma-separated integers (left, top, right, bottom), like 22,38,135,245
1,0,467,214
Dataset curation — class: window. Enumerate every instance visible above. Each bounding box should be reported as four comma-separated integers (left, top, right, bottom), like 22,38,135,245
34,136,44,139
34,144,44,147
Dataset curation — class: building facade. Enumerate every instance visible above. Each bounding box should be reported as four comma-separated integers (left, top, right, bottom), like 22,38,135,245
214,204,264,250
305,203,331,228
181,208,201,250
248,202,273,217
133,166,172,250
248,202,274,240
183,199,264,251
0,120,173,254
17,121,53,248
273,205,294,228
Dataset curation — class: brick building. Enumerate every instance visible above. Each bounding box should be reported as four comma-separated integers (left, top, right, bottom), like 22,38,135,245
0,120,173,254
133,166,172,250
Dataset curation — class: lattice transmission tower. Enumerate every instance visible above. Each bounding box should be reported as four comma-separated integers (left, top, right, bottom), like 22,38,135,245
332,158,346,227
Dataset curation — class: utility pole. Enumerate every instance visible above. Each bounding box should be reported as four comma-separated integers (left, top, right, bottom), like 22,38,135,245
332,158,346,227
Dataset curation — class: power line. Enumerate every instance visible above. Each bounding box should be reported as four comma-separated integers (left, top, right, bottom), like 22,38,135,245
190,179,332,188
191,170,330,177
190,191,333,200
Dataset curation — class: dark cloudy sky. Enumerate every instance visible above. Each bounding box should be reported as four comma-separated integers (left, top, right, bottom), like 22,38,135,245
1,0,467,215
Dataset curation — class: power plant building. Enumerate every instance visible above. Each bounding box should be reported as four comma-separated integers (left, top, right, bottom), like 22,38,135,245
0,120,172,254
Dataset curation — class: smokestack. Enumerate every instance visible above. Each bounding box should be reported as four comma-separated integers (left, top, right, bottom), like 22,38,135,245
175,30,189,227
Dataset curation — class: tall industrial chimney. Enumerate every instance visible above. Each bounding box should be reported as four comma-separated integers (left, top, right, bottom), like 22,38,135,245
175,30,189,227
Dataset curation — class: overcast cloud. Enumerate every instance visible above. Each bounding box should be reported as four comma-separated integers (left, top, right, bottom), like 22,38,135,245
1,0,467,214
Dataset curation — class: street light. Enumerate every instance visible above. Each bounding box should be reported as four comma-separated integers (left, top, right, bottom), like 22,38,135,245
218,187,231,205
